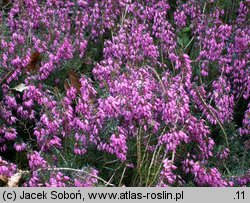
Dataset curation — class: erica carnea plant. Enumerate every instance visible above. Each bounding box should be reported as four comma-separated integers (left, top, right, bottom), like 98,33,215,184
0,0,249,187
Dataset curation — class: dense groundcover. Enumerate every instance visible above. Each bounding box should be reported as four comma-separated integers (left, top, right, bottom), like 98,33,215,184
0,0,249,187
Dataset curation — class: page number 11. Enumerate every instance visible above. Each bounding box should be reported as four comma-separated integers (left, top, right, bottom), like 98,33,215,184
235,191,245,200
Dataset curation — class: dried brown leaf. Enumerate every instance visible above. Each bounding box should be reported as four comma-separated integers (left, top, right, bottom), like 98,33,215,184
68,69,81,93
64,79,70,91
0,175,8,183
27,52,42,72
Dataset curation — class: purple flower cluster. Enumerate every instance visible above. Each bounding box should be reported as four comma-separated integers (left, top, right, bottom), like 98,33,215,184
183,158,234,187
0,0,249,187
158,159,178,187
0,157,17,178
239,103,250,136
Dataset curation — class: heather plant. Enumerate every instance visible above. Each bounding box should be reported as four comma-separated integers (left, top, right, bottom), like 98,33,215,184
0,0,249,187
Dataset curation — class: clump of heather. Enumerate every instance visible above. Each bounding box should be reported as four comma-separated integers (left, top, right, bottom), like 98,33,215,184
0,0,249,187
